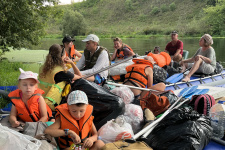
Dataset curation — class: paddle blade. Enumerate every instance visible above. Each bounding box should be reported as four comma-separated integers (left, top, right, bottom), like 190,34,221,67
166,73,184,83
184,89,209,100
178,86,198,97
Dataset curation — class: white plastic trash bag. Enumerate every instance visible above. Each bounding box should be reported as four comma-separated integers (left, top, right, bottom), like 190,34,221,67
124,104,144,133
109,60,134,76
0,124,41,150
111,87,134,104
98,118,134,143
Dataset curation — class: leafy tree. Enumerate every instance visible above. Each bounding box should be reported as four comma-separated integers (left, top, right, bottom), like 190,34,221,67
0,0,58,57
204,0,225,35
62,10,87,36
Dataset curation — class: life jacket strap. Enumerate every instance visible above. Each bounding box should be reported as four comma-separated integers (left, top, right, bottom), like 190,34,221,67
39,79,63,92
45,97,58,107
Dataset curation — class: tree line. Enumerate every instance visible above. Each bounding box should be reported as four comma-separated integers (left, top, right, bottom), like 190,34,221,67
0,0,224,58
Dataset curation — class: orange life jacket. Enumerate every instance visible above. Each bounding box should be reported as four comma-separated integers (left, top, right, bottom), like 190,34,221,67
66,45,76,59
147,52,171,67
8,88,53,122
55,103,94,149
116,45,133,59
125,59,153,88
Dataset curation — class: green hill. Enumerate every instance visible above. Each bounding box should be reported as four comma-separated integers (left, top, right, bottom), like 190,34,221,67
47,0,211,37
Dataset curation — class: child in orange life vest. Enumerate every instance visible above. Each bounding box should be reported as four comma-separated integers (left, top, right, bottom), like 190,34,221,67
9,68,54,128
44,90,105,150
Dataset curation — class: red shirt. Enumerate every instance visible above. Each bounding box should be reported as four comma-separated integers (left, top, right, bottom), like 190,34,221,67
165,40,183,55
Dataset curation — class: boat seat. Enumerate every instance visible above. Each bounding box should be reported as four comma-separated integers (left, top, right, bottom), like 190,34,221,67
182,50,189,60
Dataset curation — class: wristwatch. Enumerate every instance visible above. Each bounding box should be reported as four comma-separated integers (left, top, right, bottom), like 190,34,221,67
64,129,69,136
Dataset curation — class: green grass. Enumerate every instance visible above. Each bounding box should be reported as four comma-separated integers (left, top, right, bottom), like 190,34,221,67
3,48,48,63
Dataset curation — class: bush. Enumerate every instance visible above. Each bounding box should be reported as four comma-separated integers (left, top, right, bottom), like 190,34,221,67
151,7,160,15
161,4,169,13
125,0,134,10
169,2,176,11
139,14,148,22
62,10,87,36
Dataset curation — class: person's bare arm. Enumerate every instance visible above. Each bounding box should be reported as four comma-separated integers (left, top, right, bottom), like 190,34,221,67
173,49,181,58
38,96,48,122
75,50,82,58
9,105,20,127
145,67,153,88
83,123,98,149
111,48,118,61
64,56,82,80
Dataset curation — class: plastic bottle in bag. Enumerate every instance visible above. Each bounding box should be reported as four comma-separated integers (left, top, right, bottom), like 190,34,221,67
209,101,225,139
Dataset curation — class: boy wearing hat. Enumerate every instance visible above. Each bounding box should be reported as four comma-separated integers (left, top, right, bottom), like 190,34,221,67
164,31,183,62
9,68,54,127
62,35,82,62
44,90,105,150
69,34,110,84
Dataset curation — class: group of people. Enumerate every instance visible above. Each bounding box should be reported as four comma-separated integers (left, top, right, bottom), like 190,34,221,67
146,31,216,82
6,31,216,150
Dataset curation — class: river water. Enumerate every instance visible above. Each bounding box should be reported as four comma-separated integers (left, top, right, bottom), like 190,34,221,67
30,37,225,65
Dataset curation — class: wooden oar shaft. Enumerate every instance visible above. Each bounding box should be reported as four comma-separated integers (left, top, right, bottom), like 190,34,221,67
82,55,137,79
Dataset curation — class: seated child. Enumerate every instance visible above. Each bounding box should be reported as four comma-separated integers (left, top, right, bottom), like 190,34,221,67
44,90,105,150
9,68,54,127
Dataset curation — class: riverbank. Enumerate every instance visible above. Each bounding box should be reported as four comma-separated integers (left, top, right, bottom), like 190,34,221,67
44,34,225,40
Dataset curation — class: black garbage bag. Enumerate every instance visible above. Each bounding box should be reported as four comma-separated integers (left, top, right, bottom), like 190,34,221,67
70,78,125,130
145,107,213,150
153,65,167,84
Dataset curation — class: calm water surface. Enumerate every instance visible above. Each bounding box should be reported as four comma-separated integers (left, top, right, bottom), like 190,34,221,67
31,37,225,65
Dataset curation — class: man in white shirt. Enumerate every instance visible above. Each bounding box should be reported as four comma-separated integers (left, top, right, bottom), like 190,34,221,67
69,34,110,83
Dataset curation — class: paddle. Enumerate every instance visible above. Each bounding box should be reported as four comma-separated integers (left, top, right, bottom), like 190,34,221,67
166,67,191,83
178,85,198,97
125,86,198,143
82,55,137,79
184,88,209,100
139,86,210,140
106,81,159,92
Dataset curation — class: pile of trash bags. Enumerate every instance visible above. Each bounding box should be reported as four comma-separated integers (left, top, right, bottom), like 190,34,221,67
98,86,144,143
145,107,213,150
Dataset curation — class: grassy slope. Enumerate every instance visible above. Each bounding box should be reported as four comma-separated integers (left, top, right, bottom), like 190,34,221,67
47,0,208,36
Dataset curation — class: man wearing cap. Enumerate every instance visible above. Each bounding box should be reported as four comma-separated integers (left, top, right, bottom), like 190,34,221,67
164,31,183,62
69,34,110,83
62,35,82,62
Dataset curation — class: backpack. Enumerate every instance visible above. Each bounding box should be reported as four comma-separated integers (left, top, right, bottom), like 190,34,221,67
189,94,215,116
139,91,170,116
214,61,223,74
153,65,167,84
